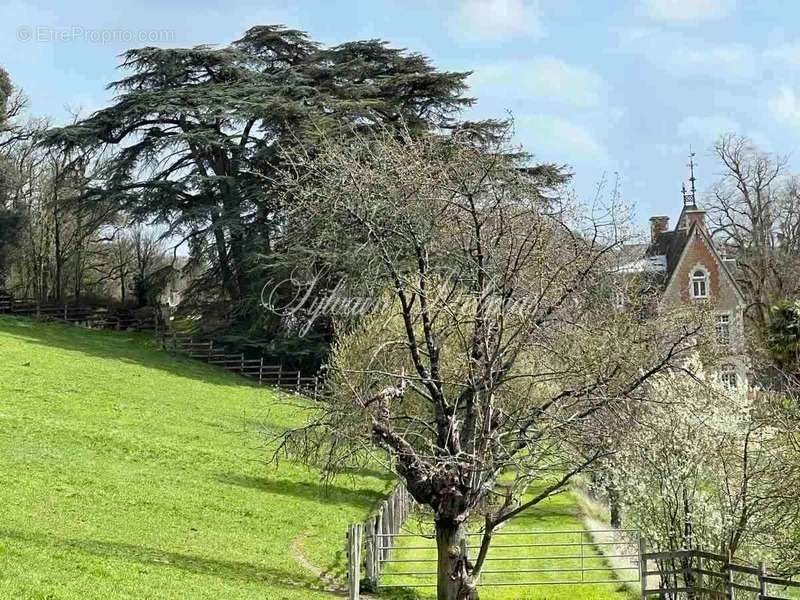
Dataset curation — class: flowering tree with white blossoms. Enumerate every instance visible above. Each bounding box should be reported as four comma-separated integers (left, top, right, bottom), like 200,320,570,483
613,361,800,591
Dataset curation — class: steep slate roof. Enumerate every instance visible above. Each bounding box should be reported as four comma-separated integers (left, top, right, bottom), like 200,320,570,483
622,202,745,303
646,228,688,281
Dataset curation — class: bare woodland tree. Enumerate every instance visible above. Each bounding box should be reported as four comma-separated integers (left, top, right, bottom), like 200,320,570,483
276,127,703,600
709,134,800,331
1,119,118,302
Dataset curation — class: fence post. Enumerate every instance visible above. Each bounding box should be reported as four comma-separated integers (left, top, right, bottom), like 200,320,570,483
63,304,68,321
639,537,647,600
364,517,376,589
346,524,362,600
296,370,301,391
240,353,244,374
726,550,735,600
386,498,394,555
759,561,767,599
375,510,384,573
381,501,390,562
277,364,282,388
258,357,264,385
355,524,362,598
208,340,213,362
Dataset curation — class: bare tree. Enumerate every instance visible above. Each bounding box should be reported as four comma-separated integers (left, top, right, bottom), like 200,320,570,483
1,120,117,302
708,134,800,331
275,126,703,600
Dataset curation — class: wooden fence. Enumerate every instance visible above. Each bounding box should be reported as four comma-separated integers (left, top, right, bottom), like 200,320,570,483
346,484,413,599
641,548,800,599
0,292,158,332
163,332,324,396
0,291,320,395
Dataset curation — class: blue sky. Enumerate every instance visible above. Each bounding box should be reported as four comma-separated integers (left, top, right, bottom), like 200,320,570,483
2,0,799,226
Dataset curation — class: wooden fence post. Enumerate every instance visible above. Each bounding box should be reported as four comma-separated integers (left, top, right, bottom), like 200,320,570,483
726,550,735,600
381,501,389,562
258,358,264,385
639,537,647,600
347,524,361,600
375,510,384,574
240,352,244,374
354,524,362,599
208,340,213,362
277,364,282,388
759,561,767,599
364,517,376,589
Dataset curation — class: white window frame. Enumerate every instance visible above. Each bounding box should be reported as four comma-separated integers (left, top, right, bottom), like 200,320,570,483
720,364,738,389
690,267,709,299
715,312,732,346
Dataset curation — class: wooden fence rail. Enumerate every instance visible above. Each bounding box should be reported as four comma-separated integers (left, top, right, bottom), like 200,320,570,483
0,291,320,395
163,332,324,396
0,294,159,332
346,484,413,599
641,548,800,599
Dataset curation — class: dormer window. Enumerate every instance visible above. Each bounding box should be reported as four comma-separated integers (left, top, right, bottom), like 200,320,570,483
691,269,709,299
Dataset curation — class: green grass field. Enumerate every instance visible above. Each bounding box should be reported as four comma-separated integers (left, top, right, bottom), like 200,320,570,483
380,489,636,600
0,315,641,600
0,316,390,600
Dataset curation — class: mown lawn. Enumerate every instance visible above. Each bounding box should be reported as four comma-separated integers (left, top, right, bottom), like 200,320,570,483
380,489,636,600
0,316,390,600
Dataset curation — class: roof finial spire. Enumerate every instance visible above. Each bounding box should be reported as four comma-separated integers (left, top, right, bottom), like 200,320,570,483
684,148,697,205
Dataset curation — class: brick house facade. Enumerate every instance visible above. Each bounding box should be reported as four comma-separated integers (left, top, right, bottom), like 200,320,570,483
621,194,748,388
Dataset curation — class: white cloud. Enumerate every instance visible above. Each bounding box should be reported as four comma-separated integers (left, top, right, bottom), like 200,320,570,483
677,114,739,140
669,43,755,83
641,0,734,23
454,0,544,41
515,114,607,162
469,57,606,107
768,85,800,127
617,28,757,84
764,42,800,66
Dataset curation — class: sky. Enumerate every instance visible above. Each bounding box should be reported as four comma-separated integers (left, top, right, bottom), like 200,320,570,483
2,0,799,228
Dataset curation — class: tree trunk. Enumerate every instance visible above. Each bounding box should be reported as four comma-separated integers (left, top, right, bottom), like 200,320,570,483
435,519,479,600
607,478,622,529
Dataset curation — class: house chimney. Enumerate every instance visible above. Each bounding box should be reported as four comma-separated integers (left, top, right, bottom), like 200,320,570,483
650,216,669,243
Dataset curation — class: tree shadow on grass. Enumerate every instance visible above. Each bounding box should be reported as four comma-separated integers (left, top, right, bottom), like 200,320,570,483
0,316,267,389
217,473,387,510
0,526,334,595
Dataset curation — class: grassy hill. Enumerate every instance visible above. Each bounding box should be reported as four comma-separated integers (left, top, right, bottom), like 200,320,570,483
0,316,389,600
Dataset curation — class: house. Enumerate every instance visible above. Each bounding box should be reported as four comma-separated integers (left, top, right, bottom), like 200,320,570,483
621,158,748,388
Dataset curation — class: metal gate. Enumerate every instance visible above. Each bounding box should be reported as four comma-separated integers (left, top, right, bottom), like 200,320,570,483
367,528,642,592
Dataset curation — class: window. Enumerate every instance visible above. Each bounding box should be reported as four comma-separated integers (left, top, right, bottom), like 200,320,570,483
691,269,709,298
720,364,738,389
716,314,731,346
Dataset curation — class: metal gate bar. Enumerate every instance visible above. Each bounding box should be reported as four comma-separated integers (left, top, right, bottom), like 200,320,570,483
374,528,642,589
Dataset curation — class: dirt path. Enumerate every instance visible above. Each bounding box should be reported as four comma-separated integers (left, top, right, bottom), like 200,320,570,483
291,535,377,598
